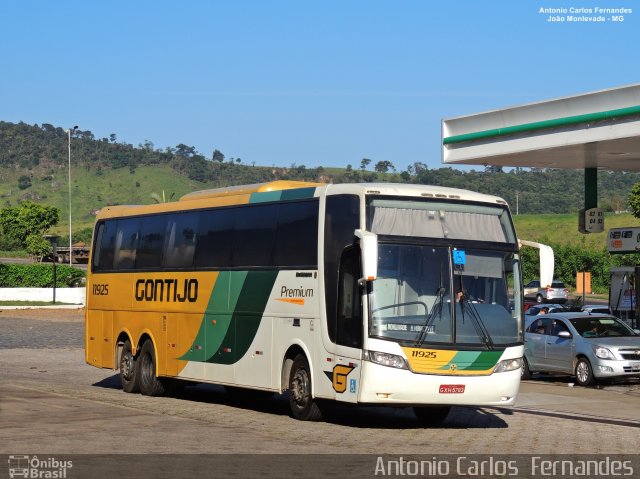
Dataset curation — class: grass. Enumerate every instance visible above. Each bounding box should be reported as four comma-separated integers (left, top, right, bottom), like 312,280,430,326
1,164,207,235
0,250,28,258
513,212,640,248
0,300,76,306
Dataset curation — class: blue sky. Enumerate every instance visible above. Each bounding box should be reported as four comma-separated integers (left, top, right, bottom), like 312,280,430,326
1,1,638,171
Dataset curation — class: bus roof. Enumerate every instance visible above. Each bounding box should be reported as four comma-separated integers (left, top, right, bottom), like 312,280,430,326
94,181,509,220
179,180,325,201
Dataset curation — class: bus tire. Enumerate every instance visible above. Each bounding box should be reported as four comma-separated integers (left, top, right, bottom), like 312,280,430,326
138,340,166,397
413,406,451,426
119,339,139,393
288,354,322,421
521,357,532,380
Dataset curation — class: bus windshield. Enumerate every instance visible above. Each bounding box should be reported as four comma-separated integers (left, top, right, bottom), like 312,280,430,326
369,244,521,347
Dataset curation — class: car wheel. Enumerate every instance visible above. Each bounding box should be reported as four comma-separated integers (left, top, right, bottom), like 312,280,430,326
575,357,595,387
521,357,532,380
535,294,543,303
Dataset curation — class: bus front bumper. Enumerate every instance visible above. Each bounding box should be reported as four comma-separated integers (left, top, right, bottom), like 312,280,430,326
357,360,521,406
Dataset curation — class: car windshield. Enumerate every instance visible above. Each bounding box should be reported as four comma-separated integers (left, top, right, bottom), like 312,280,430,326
569,316,638,338
369,244,521,346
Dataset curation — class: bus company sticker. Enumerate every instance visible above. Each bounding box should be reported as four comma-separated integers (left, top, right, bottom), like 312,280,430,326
323,364,356,393
439,384,465,394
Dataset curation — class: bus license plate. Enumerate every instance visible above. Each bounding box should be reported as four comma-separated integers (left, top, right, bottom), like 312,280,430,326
439,385,465,394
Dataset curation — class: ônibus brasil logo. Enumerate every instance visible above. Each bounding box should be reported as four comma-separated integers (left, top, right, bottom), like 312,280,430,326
8,455,73,478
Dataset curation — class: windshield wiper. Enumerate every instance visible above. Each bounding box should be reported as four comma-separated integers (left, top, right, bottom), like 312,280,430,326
459,293,494,350
414,286,445,347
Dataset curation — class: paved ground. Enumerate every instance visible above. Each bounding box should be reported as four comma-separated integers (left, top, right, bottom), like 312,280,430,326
1,309,639,461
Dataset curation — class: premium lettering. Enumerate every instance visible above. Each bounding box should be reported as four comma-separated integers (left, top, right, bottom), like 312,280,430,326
280,285,314,298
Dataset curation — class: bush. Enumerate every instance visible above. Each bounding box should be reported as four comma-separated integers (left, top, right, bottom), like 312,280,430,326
522,241,629,294
18,175,32,190
25,234,51,260
0,263,85,287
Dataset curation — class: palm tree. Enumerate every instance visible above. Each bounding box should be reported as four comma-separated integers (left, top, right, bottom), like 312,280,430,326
150,191,175,203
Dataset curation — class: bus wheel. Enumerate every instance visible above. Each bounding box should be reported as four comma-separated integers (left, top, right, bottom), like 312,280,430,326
288,354,322,421
119,339,139,393
413,406,451,426
138,340,166,397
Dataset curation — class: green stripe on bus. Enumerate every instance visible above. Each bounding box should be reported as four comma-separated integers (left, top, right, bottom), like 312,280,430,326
281,187,316,200
464,350,503,370
249,187,316,204
179,271,248,362
437,350,502,371
206,270,279,365
437,351,479,370
249,191,282,203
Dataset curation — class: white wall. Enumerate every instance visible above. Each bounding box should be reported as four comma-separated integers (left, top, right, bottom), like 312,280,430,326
0,287,86,305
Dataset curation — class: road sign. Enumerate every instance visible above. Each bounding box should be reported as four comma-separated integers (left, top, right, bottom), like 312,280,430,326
579,208,604,234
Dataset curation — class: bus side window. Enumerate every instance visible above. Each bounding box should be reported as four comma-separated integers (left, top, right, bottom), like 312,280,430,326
164,212,198,268
324,195,360,343
195,208,234,268
93,220,117,272
136,215,166,269
337,247,363,348
92,222,105,270
113,218,139,270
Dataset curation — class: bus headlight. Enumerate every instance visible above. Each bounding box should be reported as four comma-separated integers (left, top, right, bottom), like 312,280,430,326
493,357,523,373
364,350,408,369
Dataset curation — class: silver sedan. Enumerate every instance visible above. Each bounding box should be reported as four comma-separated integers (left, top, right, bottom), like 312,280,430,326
522,312,640,386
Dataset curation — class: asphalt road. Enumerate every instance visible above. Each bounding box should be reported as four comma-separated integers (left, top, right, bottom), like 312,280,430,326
1,310,639,478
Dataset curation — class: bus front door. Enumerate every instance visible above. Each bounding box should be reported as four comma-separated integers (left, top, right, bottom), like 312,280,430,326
331,246,364,403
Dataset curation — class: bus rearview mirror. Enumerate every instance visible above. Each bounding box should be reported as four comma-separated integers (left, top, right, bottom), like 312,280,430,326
355,229,377,282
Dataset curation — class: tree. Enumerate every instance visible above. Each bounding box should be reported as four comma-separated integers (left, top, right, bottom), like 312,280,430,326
413,162,428,175
628,182,640,218
0,202,60,245
212,149,225,162
360,158,372,170
25,234,51,262
150,191,176,203
175,144,196,158
484,165,503,173
374,160,395,173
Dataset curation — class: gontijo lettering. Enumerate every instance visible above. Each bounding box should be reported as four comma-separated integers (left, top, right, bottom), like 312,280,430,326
135,278,198,302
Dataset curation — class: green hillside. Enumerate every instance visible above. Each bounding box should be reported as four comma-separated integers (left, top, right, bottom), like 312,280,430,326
3,119,640,247
513,212,640,249
1,164,200,235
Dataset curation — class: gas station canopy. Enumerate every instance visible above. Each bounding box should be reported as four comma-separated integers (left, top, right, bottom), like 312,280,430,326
442,84,640,171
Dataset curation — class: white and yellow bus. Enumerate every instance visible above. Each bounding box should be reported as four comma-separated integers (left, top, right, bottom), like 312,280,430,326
85,181,524,423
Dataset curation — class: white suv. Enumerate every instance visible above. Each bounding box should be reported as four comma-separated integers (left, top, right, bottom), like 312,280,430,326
523,280,569,303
